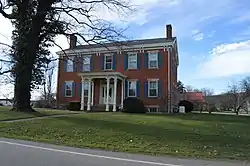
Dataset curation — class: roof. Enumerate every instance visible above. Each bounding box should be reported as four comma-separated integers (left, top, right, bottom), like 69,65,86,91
64,37,176,51
183,92,206,103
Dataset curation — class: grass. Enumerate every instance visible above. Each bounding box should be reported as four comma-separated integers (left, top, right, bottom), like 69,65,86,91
0,112,250,161
0,106,76,121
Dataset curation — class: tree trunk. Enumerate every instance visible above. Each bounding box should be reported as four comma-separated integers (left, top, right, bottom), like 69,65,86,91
10,55,35,112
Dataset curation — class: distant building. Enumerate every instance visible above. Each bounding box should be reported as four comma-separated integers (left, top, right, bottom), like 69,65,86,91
0,99,12,106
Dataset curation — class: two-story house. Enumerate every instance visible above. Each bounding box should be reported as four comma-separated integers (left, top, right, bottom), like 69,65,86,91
56,24,179,113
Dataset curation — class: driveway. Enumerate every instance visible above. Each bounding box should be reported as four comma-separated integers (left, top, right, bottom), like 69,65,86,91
0,138,249,166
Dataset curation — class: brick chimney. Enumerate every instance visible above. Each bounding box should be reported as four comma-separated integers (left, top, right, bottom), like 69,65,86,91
166,24,172,39
69,34,77,49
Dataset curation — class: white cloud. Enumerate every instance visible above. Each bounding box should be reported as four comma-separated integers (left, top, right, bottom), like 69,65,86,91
191,30,204,41
196,40,250,78
140,0,246,40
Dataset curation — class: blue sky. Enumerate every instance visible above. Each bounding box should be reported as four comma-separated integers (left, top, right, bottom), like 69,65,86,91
119,0,250,94
1,0,250,98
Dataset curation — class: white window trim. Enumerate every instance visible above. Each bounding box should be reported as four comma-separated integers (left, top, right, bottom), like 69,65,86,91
66,58,74,72
104,54,113,70
148,52,158,69
127,52,137,69
82,55,91,71
65,81,73,97
147,79,159,97
127,80,137,97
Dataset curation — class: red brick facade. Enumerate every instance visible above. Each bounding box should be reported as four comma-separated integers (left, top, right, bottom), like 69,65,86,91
56,25,179,112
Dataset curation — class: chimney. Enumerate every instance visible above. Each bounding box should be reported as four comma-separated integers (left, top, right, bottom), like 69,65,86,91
69,34,77,49
166,24,172,39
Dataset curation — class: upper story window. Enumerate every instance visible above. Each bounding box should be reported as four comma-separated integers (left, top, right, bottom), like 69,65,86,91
66,58,74,72
82,55,91,71
128,80,137,97
104,54,113,70
148,79,158,97
128,53,137,69
148,52,158,69
65,81,73,97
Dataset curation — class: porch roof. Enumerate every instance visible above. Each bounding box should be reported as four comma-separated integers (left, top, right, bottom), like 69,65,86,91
78,71,127,80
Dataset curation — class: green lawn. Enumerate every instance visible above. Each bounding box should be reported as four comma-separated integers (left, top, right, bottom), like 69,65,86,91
0,106,76,121
0,112,250,161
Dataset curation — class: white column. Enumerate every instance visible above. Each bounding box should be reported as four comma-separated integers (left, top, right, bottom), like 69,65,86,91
105,77,110,111
87,78,92,111
91,80,94,106
80,77,85,111
121,79,124,108
112,77,117,112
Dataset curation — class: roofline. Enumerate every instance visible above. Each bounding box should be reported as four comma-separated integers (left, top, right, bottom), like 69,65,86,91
56,40,175,56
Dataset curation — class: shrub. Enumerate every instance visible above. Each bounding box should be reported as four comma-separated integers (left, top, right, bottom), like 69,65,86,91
122,97,147,114
67,101,81,111
209,106,218,113
178,100,194,113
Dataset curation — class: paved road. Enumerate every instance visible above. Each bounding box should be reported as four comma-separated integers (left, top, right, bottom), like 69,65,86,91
0,138,249,166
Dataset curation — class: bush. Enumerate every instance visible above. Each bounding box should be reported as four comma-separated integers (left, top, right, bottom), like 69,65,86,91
209,106,218,113
122,97,147,114
67,101,81,111
178,100,194,113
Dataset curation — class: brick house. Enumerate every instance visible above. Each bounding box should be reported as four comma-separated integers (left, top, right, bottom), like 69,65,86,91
56,24,179,112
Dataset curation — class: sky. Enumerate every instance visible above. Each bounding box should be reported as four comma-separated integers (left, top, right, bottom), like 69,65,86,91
1,0,250,99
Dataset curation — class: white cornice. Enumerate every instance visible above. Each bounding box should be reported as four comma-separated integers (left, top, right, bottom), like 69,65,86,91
57,41,174,57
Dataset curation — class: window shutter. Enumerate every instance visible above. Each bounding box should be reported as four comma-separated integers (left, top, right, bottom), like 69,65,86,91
158,80,162,97
79,82,82,97
64,59,67,72
101,55,104,70
144,81,148,97
90,55,93,71
72,82,75,97
144,52,148,69
125,80,128,98
137,53,140,69
124,53,128,70
73,57,77,72
136,80,140,97
158,52,162,69
113,53,116,70
63,82,66,97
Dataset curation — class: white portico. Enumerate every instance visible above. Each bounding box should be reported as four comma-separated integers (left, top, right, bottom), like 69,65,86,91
78,72,126,112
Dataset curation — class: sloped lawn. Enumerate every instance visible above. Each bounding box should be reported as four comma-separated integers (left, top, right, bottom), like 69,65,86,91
0,112,250,161
0,106,76,121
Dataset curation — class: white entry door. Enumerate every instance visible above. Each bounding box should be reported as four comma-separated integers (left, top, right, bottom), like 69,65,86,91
101,85,114,104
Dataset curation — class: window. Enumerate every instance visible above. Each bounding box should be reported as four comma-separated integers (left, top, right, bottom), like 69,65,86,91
148,52,158,69
148,80,158,97
128,80,137,97
83,81,89,97
128,53,137,69
66,58,74,72
104,54,112,70
148,107,159,113
82,56,91,71
65,81,73,97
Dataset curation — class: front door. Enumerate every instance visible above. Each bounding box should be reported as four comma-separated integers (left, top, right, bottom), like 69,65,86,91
101,85,114,104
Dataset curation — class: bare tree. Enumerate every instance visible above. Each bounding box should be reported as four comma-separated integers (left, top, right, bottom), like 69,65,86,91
185,85,194,92
200,88,214,96
227,77,250,115
0,0,134,112
40,61,56,107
